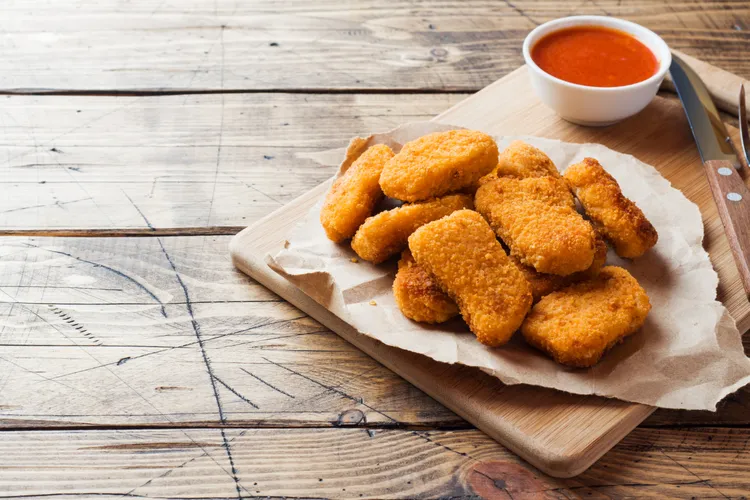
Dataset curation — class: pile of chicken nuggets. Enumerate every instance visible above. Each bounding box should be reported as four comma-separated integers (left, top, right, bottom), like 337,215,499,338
320,130,657,368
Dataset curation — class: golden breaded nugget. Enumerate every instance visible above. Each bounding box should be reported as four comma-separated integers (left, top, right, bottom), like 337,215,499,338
564,158,658,258
393,250,459,323
496,140,561,179
522,266,651,367
379,130,498,202
393,234,606,322
320,144,394,242
511,235,607,302
475,176,596,275
351,194,473,264
408,210,532,346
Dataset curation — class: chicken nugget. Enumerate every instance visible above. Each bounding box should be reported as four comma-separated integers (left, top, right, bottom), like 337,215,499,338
393,250,459,323
522,266,651,367
496,140,561,179
475,176,596,275
320,144,395,242
351,194,473,263
511,235,608,302
564,158,657,258
408,210,532,346
379,130,498,202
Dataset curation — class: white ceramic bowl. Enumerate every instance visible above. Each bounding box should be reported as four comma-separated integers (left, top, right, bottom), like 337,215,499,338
522,16,671,126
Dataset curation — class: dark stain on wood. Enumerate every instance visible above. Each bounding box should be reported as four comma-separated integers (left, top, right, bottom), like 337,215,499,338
336,409,366,426
154,386,192,392
466,461,557,499
85,442,219,451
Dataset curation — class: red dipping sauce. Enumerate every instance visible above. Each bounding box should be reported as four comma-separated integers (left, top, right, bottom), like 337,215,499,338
531,26,658,87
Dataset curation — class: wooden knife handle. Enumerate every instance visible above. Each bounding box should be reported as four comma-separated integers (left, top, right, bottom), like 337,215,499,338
704,160,750,298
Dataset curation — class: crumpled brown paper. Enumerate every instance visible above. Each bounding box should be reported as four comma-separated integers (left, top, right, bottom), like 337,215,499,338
268,122,750,410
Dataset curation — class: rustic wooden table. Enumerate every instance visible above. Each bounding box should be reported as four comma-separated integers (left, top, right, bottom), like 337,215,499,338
1,1,749,497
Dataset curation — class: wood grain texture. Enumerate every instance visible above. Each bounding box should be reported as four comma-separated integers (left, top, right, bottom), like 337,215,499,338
0,91,738,234
0,426,748,498
1,0,749,92
0,233,746,433
704,159,750,297
1,0,749,494
0,236,459,428
0,93,464,231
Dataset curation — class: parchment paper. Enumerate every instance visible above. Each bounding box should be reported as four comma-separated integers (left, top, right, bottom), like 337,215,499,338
268,122,750,410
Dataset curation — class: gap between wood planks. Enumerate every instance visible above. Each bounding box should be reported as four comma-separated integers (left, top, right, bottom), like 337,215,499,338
0,88,477,96
2,421,749,433
0,227,245,237
0,90,702,239
0,422,472,432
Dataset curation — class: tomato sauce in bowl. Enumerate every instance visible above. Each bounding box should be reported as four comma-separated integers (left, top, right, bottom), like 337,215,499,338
530,26,658,87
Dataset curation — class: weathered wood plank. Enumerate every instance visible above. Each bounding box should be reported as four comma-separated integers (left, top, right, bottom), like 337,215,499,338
0,236,459,428
0,426,748,497
0,235,747,429
1,1,749,92
0,93,464,230
0,91,738,233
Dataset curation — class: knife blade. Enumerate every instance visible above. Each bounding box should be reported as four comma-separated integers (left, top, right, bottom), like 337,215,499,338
670,53,739,167
740,84,750,168
670,53,750,298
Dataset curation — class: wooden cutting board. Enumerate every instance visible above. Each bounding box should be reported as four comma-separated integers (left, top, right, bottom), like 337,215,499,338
230,63,750,478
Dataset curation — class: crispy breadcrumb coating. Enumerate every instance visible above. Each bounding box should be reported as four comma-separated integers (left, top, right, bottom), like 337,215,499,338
351,194,473,263
564,158,658,258
495,140,561,179
379,130,498,202
408,210,532,346
391,239,599,321
393,250,459,323
521,266,651,367
320,144,394,242
474,176,596,275
511,235,608,302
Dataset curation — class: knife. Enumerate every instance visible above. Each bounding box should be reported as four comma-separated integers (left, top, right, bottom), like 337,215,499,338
670,53,750,298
